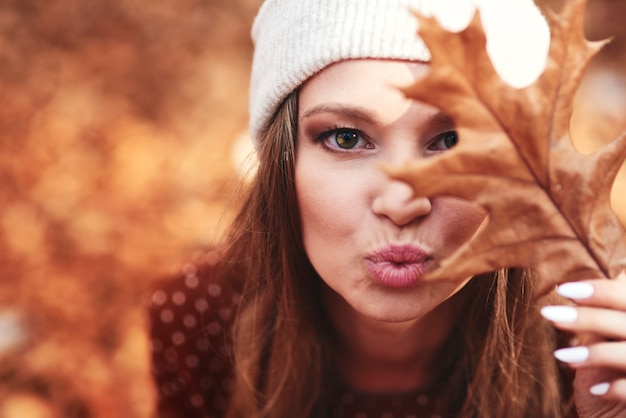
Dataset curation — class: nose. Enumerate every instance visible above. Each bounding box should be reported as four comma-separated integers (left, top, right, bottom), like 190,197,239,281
372,179,432,226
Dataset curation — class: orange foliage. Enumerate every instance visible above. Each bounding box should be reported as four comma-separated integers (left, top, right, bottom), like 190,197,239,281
0,0,260,416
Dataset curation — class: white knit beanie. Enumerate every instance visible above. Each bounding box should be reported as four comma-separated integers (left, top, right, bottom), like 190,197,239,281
249,0,550,146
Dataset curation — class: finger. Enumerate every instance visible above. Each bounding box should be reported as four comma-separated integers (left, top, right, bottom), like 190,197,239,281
541,305,626,340
557,274,626,311
553,342,626,372
589,378,626,403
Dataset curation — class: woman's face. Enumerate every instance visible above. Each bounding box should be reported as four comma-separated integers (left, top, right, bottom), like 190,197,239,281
295,59,486,322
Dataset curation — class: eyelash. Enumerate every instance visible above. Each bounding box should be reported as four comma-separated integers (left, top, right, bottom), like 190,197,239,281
313,127,458,154
314,126,370,153
426,130,458,153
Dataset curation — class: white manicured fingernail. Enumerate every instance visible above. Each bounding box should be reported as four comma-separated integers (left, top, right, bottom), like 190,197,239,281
540,306,578,323
557,282,594,299
590,382,610,396
554,346,589,363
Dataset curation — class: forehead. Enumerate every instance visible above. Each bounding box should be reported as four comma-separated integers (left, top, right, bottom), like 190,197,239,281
299,59,428,105
298,59,431,125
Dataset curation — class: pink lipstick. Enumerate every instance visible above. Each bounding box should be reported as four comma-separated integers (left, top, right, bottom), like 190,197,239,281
366,244,432,288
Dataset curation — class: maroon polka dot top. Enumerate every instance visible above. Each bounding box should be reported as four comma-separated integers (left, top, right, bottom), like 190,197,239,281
149,254,448,418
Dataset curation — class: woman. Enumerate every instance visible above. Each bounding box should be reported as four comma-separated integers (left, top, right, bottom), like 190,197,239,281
149,0,626,417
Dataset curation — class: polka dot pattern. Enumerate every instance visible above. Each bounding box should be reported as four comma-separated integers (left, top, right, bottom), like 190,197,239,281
149,256,238,418
328,387,443,418
149,254,445,417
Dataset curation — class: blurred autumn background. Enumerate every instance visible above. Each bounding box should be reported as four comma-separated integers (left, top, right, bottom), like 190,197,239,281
0,0,624,417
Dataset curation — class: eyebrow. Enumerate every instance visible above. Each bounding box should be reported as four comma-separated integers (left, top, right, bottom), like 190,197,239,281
300,103,455,129
300,104,377,124
427,111,455,128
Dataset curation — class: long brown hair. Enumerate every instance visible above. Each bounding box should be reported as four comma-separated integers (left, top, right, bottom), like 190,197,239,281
221,92,572,417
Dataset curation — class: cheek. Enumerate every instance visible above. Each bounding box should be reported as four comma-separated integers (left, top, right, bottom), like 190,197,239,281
294,158,374,261
296,168,361,240
434,197,487,250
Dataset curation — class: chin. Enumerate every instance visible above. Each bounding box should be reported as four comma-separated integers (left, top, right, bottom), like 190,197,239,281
356,281,469,325
354,295,439,324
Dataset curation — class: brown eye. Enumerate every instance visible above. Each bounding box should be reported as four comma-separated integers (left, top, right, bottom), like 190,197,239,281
335,130,360,149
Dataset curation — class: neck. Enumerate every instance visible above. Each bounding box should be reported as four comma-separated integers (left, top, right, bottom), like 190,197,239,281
323,286,466,393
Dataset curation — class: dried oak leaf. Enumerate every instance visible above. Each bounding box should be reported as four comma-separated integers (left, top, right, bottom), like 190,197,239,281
388,0,626,292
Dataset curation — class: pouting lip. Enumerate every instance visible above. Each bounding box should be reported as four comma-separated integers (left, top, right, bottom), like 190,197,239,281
365,244,433,288
365,243,430,264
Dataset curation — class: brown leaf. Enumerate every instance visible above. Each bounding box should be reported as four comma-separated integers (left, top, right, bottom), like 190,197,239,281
387,0,626,292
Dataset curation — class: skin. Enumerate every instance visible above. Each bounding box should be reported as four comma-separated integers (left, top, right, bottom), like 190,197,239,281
295,59,486,391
